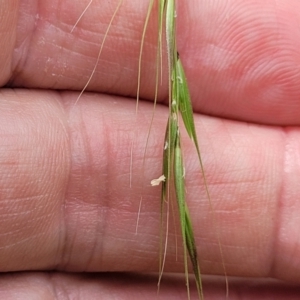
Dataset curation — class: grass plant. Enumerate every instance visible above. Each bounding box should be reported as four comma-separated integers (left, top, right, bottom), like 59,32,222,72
73,1,227,299
157,2,207,298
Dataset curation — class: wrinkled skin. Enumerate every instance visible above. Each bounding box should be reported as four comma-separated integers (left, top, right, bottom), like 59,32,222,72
1,0,300,299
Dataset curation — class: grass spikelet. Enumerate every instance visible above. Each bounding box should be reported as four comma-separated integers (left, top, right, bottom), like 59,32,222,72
156,1,224,299
73,1,228,299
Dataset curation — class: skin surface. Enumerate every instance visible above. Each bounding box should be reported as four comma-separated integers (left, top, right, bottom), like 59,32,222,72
1,0,300,298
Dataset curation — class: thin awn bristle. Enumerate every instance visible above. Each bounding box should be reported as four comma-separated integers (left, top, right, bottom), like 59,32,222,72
72,0,123,107
71,0,93,33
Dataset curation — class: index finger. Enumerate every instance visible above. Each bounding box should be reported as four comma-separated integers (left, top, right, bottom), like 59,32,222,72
2,0,300,124
1,89,300,286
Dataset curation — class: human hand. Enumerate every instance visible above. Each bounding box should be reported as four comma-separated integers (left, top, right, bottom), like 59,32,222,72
1,1,300,298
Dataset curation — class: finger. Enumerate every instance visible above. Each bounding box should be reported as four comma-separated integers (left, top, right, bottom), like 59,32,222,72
1,89,300,284
177,0,300,125
0,272,299,300
0,0,18,85
4,0,300,124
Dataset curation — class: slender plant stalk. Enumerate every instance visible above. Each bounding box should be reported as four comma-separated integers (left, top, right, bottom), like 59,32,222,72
73,1,228,299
